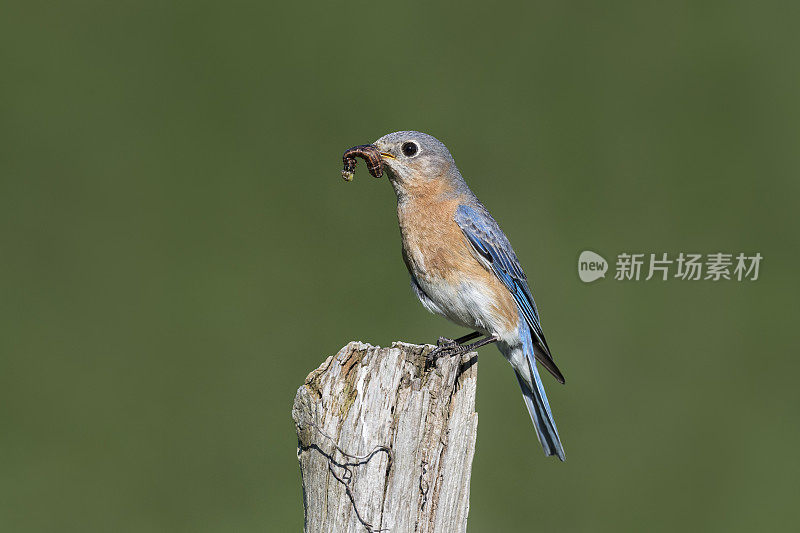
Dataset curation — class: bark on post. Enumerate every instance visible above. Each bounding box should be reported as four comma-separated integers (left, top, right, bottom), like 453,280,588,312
292,341,479,533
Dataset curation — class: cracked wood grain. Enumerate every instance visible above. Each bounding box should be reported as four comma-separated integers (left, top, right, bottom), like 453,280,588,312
292,341,478,533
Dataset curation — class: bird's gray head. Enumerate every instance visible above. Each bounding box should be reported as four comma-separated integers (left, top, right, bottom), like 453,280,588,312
373,131,465,197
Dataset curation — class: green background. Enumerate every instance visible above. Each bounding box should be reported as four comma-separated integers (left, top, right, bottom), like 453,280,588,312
1,1,798,531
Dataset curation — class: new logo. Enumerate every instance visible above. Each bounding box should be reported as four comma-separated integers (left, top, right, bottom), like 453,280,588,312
578,251,608,283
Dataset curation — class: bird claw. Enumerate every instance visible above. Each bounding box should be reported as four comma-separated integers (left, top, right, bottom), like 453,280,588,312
426,339,466,367
437,336,457,348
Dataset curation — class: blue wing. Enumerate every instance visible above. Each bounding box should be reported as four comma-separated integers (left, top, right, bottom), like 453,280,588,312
455,204,565,384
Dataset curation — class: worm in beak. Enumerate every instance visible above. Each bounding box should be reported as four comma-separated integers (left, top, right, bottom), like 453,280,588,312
341,144,384,181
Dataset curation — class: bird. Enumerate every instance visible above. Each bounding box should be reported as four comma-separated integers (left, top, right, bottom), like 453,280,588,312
363,130,566,460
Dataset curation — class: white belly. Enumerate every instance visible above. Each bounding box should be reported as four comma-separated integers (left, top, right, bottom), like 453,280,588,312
413,275,517,342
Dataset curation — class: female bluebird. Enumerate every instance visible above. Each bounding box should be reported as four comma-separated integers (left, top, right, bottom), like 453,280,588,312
366,130,566,461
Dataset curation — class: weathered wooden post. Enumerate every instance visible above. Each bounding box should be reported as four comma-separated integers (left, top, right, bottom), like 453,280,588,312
292,341,479,532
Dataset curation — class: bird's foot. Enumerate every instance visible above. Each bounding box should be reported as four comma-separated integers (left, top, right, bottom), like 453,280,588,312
437,336,457,348
426,339,467,367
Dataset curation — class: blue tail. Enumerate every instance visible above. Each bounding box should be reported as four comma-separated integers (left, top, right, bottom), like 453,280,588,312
515,329,565,461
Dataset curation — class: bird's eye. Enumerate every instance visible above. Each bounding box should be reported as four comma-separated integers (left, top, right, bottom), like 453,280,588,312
401,142,418,157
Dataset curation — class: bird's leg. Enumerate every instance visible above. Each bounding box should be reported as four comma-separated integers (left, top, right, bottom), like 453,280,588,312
426,333,498,367
462,335,498,352
454,331,483,344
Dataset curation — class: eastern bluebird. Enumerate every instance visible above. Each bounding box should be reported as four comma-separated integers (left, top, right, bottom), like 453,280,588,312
349,131,566,461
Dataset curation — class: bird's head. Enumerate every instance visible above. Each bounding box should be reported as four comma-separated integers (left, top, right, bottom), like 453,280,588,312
373,131,463,196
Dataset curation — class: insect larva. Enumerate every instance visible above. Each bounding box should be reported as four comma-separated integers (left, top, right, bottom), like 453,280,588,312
341,144,384,181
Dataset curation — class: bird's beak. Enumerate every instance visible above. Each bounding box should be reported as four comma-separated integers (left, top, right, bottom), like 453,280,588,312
380,152,395,160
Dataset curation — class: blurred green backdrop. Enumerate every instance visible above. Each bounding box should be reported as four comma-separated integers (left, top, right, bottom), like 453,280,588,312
1,1,798,531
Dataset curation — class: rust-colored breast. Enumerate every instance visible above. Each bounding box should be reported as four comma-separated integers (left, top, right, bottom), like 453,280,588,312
397,181,473,281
